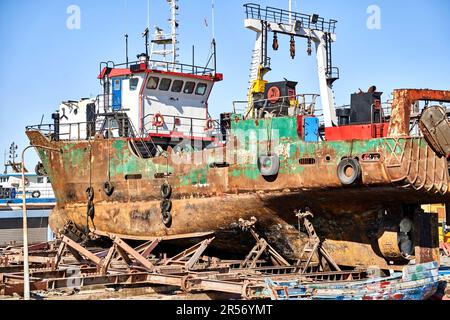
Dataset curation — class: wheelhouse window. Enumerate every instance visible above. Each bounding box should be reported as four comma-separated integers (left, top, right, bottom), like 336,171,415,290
37,177,44,184
129,78,139,91
195,83,208,96
171,80,184,93
183,81,195,94
146,77,159,90
47,177,51,183
159,78,172,91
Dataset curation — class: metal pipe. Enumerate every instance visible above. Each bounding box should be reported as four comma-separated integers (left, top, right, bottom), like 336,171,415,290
212,39,217,75
21,144,61,300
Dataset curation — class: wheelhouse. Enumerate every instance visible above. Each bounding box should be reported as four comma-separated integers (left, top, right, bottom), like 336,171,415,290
99,62,222,144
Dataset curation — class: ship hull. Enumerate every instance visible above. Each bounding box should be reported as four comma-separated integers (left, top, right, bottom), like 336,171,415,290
26,130,444,269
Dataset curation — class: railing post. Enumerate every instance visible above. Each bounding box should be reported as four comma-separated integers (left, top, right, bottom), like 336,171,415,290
21,144,60,300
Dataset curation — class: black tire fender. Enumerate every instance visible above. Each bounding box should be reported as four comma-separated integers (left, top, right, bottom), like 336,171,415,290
337,158,361,185
162,210,172,228
161,183,172,199
32,190,41,199
257,154,280,177
103,181,114,197
160,199,172,212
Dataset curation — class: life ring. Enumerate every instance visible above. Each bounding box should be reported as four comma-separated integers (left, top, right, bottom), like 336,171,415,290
267,86,281,104
204,119,215,132
152,113,165,128
257,154,280,177
32,190,41,199
103,181,114,197
160,182,172,199
337,158,361,185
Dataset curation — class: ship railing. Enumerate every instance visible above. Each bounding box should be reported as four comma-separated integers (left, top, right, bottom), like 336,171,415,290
335,100,393,121
16,188,55,200
233,93,320,119
111,59,216,77
26,115,159,159
244,3,338,34
142,113,220,139
26,116,132,142
1,185,55,200
333,100,434,137
94,93,112,111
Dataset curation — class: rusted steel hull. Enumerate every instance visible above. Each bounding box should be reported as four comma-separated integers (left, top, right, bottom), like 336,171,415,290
25,125,446,270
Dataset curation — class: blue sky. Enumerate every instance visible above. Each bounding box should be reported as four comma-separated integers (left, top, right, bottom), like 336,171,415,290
0,0,449,168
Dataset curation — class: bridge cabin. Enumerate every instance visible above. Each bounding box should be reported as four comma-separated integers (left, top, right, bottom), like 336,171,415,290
98,55,223,147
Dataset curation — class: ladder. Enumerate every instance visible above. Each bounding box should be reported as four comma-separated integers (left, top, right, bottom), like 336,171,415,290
325,32,339,86
248,48,261,86
240,235,269,269
239,217,291,269
295,210,341,273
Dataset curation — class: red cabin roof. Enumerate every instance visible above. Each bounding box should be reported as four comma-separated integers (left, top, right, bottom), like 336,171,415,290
98,66,223,82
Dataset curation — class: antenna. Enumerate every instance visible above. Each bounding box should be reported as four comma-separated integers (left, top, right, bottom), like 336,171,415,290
147,0,150,30
125,34,129,67
3,149,7,174
8,142,18,172
125,0,129,67
169,0,179,67
211,0,217,75
142,27,149,57
211,0,215,40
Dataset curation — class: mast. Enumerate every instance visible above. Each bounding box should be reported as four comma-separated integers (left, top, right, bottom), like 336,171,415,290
149,0,179,70
169,0,179,68
3,149,7,174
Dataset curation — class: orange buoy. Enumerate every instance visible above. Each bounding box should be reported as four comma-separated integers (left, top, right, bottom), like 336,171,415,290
204,118,215,132
267,86,281,104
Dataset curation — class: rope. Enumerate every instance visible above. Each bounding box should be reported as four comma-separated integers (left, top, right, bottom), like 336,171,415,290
266,117,273,155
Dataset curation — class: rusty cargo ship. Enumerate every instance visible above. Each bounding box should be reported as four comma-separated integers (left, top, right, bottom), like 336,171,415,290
25,2,450,270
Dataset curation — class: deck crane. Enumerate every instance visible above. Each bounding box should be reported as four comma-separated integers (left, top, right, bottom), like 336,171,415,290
244,3,339,128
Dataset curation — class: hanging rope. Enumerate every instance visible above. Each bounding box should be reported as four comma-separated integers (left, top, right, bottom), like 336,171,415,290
265,116,273,156
85,139,95,234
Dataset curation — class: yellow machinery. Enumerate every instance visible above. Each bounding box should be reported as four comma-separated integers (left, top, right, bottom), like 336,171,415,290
246,65,269,119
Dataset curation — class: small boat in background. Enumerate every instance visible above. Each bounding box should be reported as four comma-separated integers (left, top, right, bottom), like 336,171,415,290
0,154,56,246
264,262,439,300
0,173,55,211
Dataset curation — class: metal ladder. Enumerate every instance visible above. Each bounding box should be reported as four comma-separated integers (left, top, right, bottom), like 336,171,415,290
295,210,341,273
239,217,291,269
240,235,269,269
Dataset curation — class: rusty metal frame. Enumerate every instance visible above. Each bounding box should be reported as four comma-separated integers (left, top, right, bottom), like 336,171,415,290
239,218,291,269
0,234,383,300
163,238,215,270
